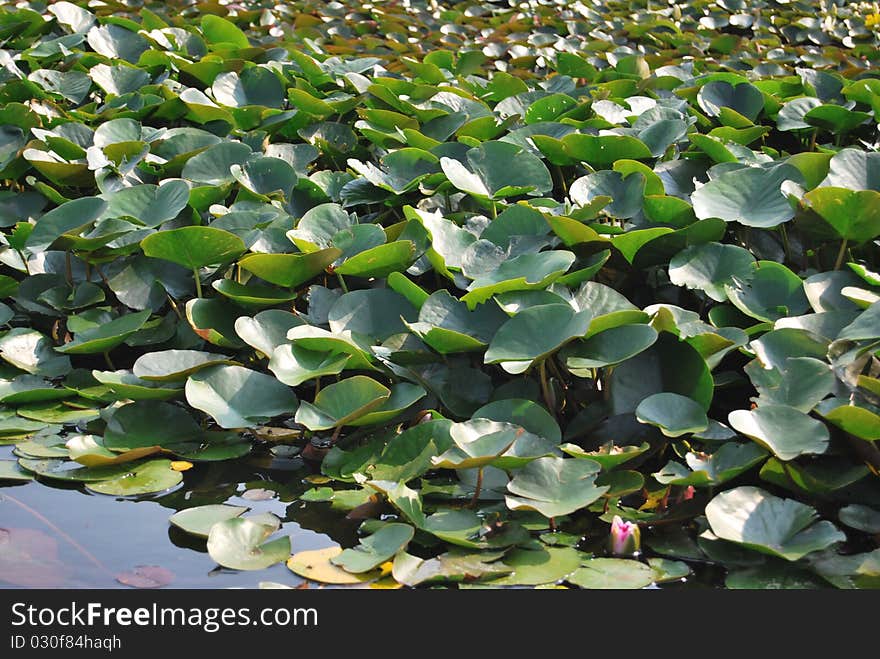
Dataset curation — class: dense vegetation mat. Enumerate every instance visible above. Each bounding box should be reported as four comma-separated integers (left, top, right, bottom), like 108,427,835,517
0,0,879,589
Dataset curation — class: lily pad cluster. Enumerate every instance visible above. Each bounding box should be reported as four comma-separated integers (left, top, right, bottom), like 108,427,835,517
0,0,879,589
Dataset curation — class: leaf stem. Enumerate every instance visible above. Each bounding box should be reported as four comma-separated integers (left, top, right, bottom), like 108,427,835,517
103,351,115,370
335,272,349,293
192,267,203,298
834,238,848,271
469,467,484,508
539,359,554,414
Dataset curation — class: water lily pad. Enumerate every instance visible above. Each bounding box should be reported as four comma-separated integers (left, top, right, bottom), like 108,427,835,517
0,329,71,378
85,459,182,496
492,547,582,586
238,248,342,287
288,546,381,584
568,558,655,589
838,505,880,534
725,261,810,322
168,504,249,538
506,456,608,518
485,304,592,373
560,442,650,470
328,289,417,342
705,486,846,561
728,404,829,461
207,515,290,571
800,187,880,244
669,242,756,302
66,434,162,467
562,324,658,371
471,399,561,443
653,442,768,487
141,226,245,270
331,523,414,573
462,251,575,309
55,310,151,355
0,460,34,481
91,370,183,401
234,310,304,356
185,365,297,429
635,392,709,437
433,420,560,471
294,375,390,431
440,140,552,199
699,164,802,227
132,350,237,381
212,280,297,309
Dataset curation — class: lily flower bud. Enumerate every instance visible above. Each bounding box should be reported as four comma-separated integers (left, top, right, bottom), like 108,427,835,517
609,515,641,556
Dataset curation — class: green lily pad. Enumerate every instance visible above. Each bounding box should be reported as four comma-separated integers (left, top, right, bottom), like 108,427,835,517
654,442,768,487
506,456,608,519
238,248,342,288
65,435,162,467
838,505,880,534
816,401,880,441
471,399,561,443
85,459,183,496
560,442,650,470
635,392,709,438
55,310,151,355
294,375,390,431
91,370,183,401
212,280,297,309
484,304,592,373
0,329,71,378
462,251,575,309
0,376,73,405
568,558,655,589
800,187,880,244
328,289,417,342
692,164,804,228
492,547,582,586
331,523,414,573
440,140,552,199
433,420,560,471
725,261,810,322
346,383,426,427
141,226,246,270
168,504,249,539
669,242,756,302
234,310,305,356
705,486,846,561
206,515,290,571
728,404,830,461
0,460,34,481
404,289,506,354
132,350,238,381
185,365,298,429
562,324,658,371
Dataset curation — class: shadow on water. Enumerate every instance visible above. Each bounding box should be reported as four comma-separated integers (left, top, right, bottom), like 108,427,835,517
0,445,361,589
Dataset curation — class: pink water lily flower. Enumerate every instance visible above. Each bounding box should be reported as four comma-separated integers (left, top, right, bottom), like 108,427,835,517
609,515,641,556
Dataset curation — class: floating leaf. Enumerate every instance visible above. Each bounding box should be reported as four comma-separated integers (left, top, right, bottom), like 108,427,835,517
207,515,290,571
705,486,846,561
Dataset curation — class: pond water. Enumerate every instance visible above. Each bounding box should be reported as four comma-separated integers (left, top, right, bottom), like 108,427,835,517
0,444,361,589
1,440,734,589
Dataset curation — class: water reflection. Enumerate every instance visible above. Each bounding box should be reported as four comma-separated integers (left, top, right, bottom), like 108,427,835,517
0,444,356,589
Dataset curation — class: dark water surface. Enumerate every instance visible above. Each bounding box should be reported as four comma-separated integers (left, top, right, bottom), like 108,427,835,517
0,444,360,589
